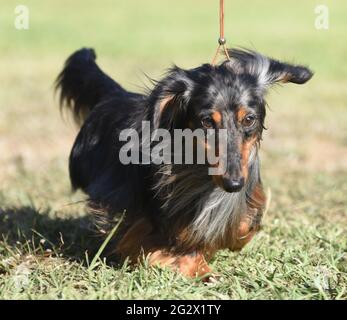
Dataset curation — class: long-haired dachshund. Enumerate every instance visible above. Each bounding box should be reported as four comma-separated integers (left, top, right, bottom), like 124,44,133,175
56,48,313,280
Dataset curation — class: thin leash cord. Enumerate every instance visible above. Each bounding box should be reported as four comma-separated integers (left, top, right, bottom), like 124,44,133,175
211,0,231,65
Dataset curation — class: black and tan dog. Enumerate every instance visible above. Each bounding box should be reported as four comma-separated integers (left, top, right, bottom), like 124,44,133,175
56,48,313,279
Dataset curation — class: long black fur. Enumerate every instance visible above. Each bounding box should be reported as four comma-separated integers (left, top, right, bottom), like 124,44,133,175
56,47,313,255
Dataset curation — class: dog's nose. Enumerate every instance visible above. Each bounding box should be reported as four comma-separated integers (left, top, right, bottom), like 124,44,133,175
222,177,245,193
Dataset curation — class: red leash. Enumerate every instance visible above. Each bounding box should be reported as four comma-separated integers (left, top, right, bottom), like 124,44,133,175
212,0,231,65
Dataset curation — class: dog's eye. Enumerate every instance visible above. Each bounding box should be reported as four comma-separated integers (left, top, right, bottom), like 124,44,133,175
201,117,214,129
242,114,256,128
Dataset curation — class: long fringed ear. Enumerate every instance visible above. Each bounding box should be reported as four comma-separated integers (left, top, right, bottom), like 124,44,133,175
265,58,313,85
226,48,313,88
150,67,194,129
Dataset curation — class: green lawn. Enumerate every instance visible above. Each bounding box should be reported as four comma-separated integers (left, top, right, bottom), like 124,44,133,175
0,0,346,299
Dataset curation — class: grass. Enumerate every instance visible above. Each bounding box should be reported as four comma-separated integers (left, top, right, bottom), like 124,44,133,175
0,0,346,300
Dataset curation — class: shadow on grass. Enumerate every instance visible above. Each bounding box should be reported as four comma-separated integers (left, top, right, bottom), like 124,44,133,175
0,206,106,264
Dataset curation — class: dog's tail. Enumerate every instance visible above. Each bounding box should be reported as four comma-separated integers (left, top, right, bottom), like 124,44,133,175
55,48,126,125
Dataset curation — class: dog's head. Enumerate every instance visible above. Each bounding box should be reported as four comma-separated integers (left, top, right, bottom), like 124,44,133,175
150,49,313,193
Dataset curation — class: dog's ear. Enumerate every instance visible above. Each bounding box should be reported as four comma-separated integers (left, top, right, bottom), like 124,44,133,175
226,49,313,88
150,67,194,129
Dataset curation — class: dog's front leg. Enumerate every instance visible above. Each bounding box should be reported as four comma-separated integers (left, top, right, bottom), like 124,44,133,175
148,250,214,280
231,182,266,251
116,218,215,280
